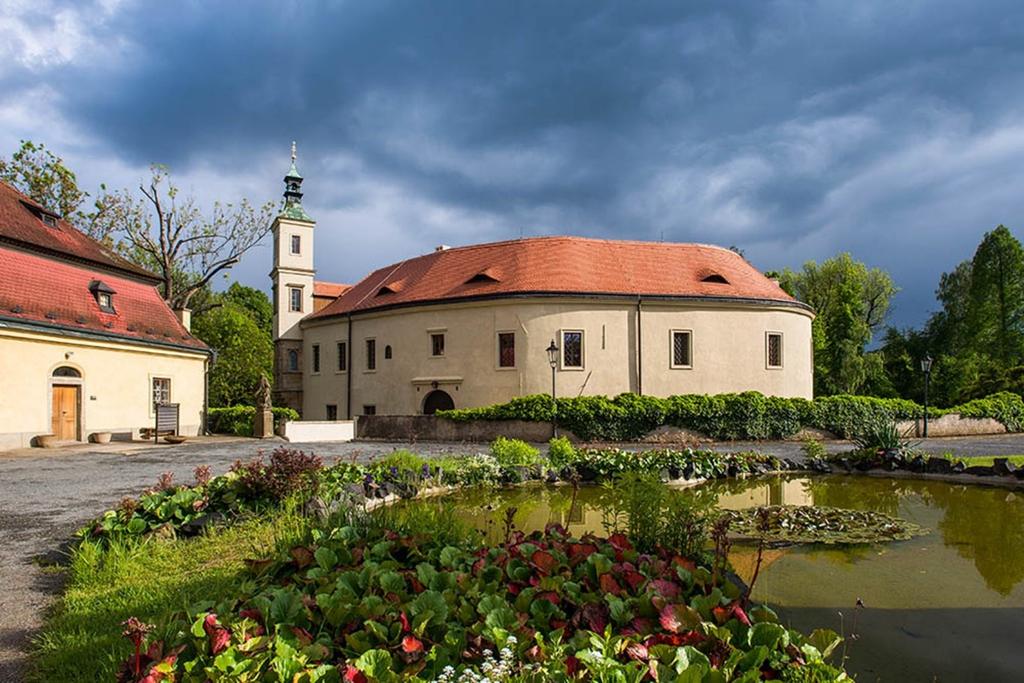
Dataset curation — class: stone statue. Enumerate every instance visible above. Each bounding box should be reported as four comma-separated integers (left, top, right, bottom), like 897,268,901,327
256,375,272,411
254,375,274,439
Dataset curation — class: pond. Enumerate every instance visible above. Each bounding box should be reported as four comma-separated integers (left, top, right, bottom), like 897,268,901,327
397,475,1024,681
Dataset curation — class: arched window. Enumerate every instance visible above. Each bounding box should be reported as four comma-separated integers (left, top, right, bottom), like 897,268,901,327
52,366,81,378
287,349,299,372
384,345,393,360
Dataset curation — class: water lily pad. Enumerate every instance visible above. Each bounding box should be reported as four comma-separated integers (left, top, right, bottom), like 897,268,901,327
720,505,928,545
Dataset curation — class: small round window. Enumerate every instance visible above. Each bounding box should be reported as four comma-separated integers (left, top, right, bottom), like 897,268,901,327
53,366,81,378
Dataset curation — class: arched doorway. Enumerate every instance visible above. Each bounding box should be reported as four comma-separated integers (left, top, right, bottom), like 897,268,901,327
50,365,83,440
422,389,454,415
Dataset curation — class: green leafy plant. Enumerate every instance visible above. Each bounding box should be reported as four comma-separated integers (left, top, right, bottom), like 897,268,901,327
850,417,916,453
489,436,541,467
126,525,845,681
546,435,576,469
802,438,827,460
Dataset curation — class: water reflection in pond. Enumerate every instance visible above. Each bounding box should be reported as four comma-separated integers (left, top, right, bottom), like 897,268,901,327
401,476,1024,681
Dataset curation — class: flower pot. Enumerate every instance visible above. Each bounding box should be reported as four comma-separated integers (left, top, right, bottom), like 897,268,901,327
164,435,187,444
36,434,58,448
90,431,112,444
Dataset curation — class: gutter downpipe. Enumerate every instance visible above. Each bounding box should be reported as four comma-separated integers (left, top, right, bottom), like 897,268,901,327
636,296,643,395
203,351,213,435
346,312,353,420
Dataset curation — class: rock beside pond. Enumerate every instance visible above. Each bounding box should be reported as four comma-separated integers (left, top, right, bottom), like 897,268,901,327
964,465,995,477
993,458,1015,476
925,458,953,474
951,461,966,474
908,455,926,472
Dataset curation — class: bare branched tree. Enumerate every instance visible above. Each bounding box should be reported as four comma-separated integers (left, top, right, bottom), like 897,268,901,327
96,166,275,311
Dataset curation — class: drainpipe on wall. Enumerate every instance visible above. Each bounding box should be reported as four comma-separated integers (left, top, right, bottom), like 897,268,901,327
346,313,353,420
636,296,643,395
202,351,213,435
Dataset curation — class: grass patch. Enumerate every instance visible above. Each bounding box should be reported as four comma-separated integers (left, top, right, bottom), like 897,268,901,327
30,509,312,682
930,454,1024,468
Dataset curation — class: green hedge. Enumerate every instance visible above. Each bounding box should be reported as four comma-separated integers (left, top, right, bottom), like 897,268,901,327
207,406,299,436
439,391,1024,441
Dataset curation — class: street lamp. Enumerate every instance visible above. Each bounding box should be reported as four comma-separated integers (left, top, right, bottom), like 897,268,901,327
546,339,559,437
920,355,933,438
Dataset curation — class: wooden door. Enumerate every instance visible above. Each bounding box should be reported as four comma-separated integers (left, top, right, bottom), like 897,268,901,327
51,385,79,440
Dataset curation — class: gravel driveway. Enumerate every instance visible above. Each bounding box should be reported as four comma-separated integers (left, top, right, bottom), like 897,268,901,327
3,432,1024,681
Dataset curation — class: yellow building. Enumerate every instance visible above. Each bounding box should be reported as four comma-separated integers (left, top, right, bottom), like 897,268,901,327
270,154,814,419
0,181,210,449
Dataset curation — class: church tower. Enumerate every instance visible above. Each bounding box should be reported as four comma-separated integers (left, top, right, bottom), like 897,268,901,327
270,142,315,413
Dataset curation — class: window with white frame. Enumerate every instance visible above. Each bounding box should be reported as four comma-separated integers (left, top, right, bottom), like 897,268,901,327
152,377,171,407
562,330,583,368
671,330,692,368
767,332,783,368
289,286,303,312
430,333,445,357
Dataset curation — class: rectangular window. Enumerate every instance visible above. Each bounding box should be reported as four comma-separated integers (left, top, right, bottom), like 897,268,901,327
289,287,302,312
152,377,171,407
498,332,515,368
562,330,583,368
337,342,347,372
311,344,320,373
671,330,692,368
363,405,377,416
431,333,445,357
326,404,338,421
290,234,301,255
767,332,783,368
366,339,376,370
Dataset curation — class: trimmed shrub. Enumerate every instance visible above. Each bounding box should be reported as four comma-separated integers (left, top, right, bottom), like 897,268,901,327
547,436,576,469
439,391,1024,441
207,406,298,436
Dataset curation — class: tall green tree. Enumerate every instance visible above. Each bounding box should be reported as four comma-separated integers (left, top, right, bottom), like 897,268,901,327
192,302,273,406
967,225,1024,366
222,282,273,336
775,253,897,395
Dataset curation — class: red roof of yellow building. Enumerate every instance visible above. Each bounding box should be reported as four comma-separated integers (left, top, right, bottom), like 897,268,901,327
308,236,803,320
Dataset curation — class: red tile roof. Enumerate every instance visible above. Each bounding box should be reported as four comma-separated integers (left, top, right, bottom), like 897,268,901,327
308,237,804,320
0,180,207,351
313,281,351,298
0,246,208,351
0,181,158,281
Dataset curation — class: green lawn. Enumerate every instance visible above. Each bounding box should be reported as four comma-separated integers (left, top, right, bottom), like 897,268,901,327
30,511,311,682
930,454,1024,468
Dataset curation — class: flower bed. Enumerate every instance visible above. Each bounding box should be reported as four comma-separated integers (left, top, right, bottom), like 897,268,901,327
122,525,847,682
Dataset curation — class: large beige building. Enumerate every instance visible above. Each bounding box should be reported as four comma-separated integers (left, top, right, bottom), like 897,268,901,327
271,157,813,419
0,181,209,450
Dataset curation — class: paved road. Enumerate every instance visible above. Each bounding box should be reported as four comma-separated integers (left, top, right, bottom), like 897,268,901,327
3,432,1024,680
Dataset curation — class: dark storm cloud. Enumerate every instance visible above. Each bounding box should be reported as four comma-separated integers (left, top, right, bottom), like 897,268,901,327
6,0,1024,327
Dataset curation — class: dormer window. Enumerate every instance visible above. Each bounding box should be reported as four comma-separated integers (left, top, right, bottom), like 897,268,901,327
464,267,501,285
89,280,116,313
21,200,60,228
701,273,729,284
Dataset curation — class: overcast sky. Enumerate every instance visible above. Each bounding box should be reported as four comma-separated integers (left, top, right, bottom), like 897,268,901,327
3,0,1024,329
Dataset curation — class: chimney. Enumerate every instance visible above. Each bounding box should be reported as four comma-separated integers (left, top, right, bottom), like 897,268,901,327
174,307,192,332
